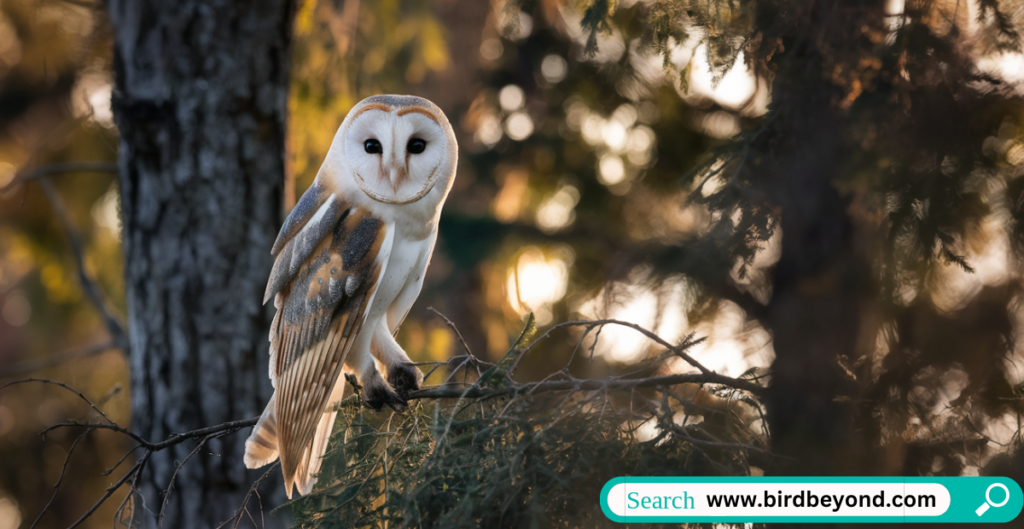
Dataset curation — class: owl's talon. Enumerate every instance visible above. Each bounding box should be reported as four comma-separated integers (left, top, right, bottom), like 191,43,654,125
387,362,423,396
362,374,407,412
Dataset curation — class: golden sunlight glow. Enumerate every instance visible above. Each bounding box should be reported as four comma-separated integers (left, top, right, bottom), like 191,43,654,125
91,184,121,240
558,5,625,64
730,225,782,305
578,280,676,363
578,274,774,376
475,112,503,147
597,154,625,185
0,496,21,529
0,161,14,189
687,47,759,110
978,52,1024,91
506,246,571,325
982,411,1020,459
580,113,604,146
72,71,114,128
929,183,1011,313
492,169,528,223
601,120,627,151
563,97,658,189
535,183,580,233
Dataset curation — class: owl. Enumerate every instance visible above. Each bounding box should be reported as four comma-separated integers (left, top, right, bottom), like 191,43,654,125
243,95,458,498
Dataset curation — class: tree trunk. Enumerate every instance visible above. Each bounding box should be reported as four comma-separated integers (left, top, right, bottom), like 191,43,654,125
107,0,295,525
759,14,872,475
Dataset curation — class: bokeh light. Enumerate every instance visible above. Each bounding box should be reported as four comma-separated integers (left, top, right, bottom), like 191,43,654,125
540,54,567,83
535,183,580,233
598,154,625,186
0,496,21,529
499,84,525,112
505,111,534,141
506,246,571,326
2,291,30,327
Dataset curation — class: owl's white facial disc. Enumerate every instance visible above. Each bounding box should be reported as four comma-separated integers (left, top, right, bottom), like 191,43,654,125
343,105,448,204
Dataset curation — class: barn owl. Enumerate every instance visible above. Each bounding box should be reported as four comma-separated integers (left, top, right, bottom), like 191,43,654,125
243,95,457,498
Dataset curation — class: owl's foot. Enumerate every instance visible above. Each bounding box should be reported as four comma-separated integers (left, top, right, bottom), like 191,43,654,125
361,371,407,412
387,362,423,397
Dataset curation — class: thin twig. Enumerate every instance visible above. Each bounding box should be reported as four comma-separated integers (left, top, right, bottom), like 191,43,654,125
0,341,116,378
216,463,279,529
67,453,149,529
31,430,89,529
427,307,476,360
54,0,99,8
1,378,114,424
408,370,764,400
38,177,127,348
158,433,221,528
1,161,117,193
102,445,141,476
148,417,258,451
6,314,765,528
517,319,714,376
41,421,148,448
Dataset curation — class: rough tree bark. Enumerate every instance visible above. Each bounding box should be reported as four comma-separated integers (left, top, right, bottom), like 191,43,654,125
107,0,295,525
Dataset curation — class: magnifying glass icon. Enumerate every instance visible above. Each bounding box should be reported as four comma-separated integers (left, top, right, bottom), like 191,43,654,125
976,483,1010,516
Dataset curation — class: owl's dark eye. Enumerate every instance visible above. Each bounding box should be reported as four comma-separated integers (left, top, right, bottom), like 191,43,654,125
407,138,426,154
364,139,382,154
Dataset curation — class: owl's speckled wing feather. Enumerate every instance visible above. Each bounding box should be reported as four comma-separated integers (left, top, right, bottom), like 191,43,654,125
263,181,393,495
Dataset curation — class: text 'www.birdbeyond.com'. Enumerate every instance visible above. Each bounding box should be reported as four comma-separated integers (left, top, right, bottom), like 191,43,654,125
601,477,1023,523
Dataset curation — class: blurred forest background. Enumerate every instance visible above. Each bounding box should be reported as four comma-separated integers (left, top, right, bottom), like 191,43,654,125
1,0,1024,527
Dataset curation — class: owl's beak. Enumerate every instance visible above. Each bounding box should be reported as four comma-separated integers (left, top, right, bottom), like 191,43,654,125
383,157,408,190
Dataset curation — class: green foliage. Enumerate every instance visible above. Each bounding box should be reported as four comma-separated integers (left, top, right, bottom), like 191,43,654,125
572,0,1024,478
290,320,763,528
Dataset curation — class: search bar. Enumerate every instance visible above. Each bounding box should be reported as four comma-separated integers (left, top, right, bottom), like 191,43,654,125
601,477,1022,523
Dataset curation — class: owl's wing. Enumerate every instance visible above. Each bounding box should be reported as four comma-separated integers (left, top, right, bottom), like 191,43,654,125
264,181,394,495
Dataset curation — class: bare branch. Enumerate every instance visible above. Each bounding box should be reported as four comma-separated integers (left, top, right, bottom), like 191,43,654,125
158,433,221,528
41,421,150,448
9,314,766,529
408,370,764,400
1,161,117,193
41,415,264,452
53,0,99,9
102,445,142,476
216,463,280,529
428,307,492,383
0,341,116,378
38,177,128,348
0,378,115,424
67,453,149,529
149,417,258,451
30,430,89,529
319,0,361,57
518,319,714,375
427,307,477,361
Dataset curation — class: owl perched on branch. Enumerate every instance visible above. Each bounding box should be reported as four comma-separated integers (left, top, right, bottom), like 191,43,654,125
244,95,458,497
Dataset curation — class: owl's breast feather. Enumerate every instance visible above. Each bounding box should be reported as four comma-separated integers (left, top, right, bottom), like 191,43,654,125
366,232,434,324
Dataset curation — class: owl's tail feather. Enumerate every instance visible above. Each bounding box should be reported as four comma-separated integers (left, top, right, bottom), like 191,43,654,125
292,409,339,497
244,393,280,469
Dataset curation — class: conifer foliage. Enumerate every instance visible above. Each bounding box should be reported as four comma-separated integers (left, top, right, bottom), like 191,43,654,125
291,317,766,528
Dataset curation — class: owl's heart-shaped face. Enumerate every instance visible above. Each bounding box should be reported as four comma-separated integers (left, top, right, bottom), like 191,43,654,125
343,104,449,204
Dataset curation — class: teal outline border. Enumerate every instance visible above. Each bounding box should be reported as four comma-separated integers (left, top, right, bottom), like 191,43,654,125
599,476,1023,524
